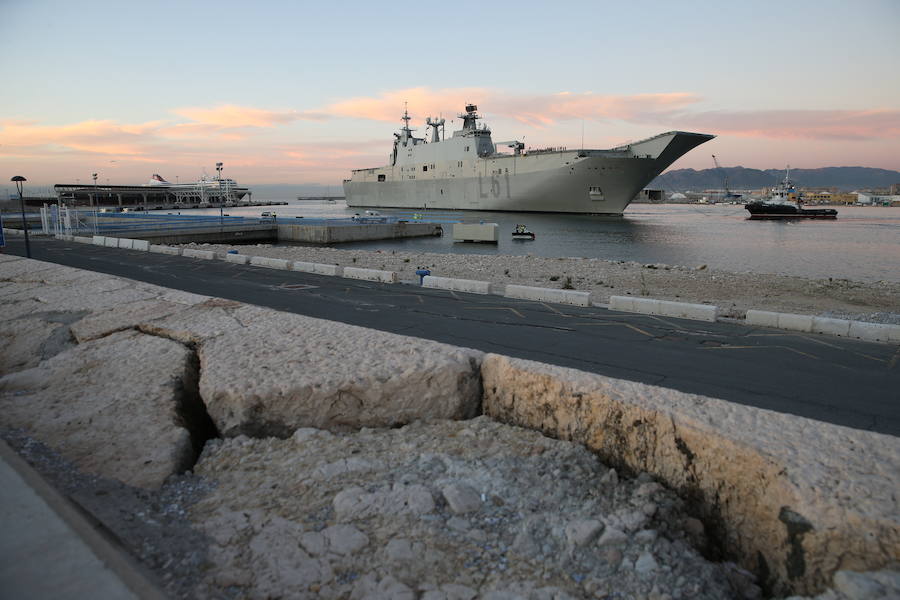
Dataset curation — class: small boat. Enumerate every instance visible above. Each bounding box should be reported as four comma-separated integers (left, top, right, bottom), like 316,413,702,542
512,224,536,240
745,167,838,220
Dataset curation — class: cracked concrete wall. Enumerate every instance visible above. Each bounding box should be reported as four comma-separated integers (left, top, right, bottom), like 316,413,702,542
481,353,900,597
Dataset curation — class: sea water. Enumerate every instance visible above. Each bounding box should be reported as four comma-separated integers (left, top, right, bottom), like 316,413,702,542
194,202,900,284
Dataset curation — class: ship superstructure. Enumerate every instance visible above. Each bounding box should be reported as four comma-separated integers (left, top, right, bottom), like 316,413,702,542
344,104,714,215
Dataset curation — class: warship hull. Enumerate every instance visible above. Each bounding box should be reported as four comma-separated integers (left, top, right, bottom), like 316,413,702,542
345,131,714,215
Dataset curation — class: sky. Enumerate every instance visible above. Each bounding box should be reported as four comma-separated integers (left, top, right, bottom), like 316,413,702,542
1,0,899,187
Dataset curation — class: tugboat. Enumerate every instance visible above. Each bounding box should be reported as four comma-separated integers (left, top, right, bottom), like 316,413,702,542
512,224,536,240
745,167,838,220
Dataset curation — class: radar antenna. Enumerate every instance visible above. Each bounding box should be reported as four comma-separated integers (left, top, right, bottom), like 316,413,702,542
425,116,446,143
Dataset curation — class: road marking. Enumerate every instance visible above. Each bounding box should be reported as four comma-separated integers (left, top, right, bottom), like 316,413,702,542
465,306,525,319
278,283,318,290
889,348,899,370
571,321,654,337
701,345,819,359
852,351,887,364
540,302,572,318
378,293,424,303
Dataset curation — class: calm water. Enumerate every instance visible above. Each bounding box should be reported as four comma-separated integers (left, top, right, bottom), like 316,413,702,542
196,202,900,284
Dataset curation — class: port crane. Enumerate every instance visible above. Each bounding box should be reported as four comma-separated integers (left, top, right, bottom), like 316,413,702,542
712,155,742,203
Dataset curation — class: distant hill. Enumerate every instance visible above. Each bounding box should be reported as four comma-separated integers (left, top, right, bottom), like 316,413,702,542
650,166,900,191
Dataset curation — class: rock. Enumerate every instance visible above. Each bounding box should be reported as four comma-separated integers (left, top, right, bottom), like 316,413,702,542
0,317,69,375
351,574,415,600
69,299,183,342
683,517,705,539
635,552,659,573
833,570,887,598
564,519,604,547
333,483,435,520
386,538,415,563
149,304,485,437
597,527,628,548
441,483,482,514
0,330,196,488
635,529,658,544
322,524,368,555
249,517,334,596
481,353,900,596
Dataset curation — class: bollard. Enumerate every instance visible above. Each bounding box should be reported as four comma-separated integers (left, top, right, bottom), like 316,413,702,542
415,267,431,285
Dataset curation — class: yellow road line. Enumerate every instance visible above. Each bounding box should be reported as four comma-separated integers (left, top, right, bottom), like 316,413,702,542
540,302,572,317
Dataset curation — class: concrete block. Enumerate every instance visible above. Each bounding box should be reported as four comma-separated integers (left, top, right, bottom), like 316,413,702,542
104,237,119,248
146,303,483,436
745,309,780,328
117,238,135,250
608,296,635,312
73,236,93,244
812,316,851,337
182,248,216,260
149,244,182,256
657,300,718,322
505,284,591,307
631,297,662,315
848,320,896,343
0,330,196,489
777,312,814,333
481,353,900,597
132,239,150,251
291,261,342,276
423,275,491,295
314,263,342,276
92,236,106,246
249,256,290,270
452,222,498,242
224,253,250,265
343,266,398,284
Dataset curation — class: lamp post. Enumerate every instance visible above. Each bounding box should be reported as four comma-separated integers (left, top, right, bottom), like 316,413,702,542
11,176,30,258
216,162,224,224
92,172,98,234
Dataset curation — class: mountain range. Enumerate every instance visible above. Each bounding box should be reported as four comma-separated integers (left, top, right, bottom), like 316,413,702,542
650,166,900,191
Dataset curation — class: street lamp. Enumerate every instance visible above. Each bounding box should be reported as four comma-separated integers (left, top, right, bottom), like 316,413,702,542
92,172,99,234
216,162,224,224
11,176,30,258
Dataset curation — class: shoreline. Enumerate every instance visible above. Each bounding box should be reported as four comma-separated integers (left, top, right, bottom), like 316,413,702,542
182,242,900,324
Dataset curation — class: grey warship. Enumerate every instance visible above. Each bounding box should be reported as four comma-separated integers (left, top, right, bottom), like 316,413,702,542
344,104,714,215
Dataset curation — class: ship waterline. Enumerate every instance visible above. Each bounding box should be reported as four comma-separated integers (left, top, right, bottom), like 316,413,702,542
344,105,714,215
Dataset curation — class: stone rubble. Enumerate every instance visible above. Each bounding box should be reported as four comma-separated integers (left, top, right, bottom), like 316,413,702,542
190,417,741,599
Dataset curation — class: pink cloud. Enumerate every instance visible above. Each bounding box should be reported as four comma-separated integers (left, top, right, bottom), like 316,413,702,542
667,109,900,140
326,88,700,128
171,104,327,128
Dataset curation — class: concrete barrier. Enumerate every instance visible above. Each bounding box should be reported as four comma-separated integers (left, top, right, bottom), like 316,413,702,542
609,296,717,322
291,261,343,276
92,236,106,246
848,320,898,343
811,316,851,337
422,275,491,295
481,353,900,597
224,253,250,265
132,240,150,251
182,248,216,260
148,245,182,256
745,309,780,328
505,284,591,307
777,312,814,333
73,236,93,244
249,256,290,270
343,266,398,284
104,237,119,248
117,238,135,250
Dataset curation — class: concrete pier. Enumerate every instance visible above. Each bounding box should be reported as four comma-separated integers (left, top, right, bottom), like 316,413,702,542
277,221,441,243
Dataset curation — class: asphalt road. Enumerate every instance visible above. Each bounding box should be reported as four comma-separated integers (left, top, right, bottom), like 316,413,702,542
4,237,899,437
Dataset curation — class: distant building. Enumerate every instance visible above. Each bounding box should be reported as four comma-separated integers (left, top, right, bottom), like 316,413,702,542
856,192,900,206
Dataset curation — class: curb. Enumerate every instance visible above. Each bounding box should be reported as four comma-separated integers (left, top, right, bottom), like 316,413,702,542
747,309,900,344
0,440,167,599
504,284,591,307
609,296,718,322
423,275,491,295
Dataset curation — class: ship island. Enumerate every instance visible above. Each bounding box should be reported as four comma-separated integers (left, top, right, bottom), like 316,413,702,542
344,104,714,215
